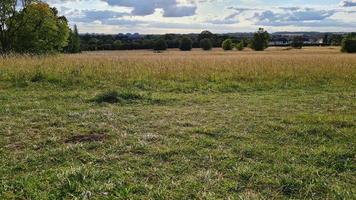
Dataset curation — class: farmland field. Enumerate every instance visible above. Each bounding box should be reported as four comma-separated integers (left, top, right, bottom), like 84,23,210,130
0,47,355,199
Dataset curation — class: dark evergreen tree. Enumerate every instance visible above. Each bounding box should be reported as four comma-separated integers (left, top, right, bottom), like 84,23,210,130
67,25,81,53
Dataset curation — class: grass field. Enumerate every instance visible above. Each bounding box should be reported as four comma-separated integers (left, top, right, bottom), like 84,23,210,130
0,47,355,199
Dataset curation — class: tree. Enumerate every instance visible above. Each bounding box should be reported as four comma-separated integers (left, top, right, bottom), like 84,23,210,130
200,38,212,51
113,40,122,50
153,38,167,51
199,30,214,40
88,38,99,51
329,34,343,46
235,41,244,51
222,39,233,50
0,0,18,52
11,2,69,54
0,0,40,53
66,25,81,53
179,37,192,51
249,28,270,51
341,33,356,53
291,36,304,49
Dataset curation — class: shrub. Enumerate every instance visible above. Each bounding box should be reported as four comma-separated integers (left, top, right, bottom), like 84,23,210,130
200,38,212,51
179,37,193,51
153,39,167,51
235,42,244,51
249,28,270,51
222,39,233,51
341,34,356,53
291,36,304,49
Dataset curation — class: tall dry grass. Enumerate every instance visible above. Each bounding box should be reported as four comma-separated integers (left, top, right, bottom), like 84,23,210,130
1,47,355,91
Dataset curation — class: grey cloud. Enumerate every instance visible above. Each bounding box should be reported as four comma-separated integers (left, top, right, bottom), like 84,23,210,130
340,0,356,7
104,0,197,17
251,8,337,24
68,9,129,23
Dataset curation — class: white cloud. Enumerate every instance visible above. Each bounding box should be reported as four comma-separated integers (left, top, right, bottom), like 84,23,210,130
42,0,356,33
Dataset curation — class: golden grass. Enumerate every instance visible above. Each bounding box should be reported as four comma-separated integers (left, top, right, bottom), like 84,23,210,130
1,47,355,90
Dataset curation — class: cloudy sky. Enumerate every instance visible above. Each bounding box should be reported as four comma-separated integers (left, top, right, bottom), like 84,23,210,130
45,0,356,33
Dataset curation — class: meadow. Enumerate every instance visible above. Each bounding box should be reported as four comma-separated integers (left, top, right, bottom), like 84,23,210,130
0,47,355,199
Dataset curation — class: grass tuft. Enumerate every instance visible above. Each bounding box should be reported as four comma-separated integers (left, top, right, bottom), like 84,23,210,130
93,90,144,104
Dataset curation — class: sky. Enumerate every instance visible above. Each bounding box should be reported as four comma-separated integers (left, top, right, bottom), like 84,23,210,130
44,0,356,34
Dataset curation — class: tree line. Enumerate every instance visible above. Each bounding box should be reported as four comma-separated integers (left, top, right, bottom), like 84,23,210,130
81,30,356,53
0,0,80,54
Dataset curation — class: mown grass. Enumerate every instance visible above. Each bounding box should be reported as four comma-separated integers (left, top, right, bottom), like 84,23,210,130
0,47,355,199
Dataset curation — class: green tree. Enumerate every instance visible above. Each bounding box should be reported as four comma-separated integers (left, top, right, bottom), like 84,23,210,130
88,38,99,51
113,40,122,50
200,38,212,51
341,33,356,53
12,2,69,54
179,37,192,51
291,36,304,49
249,28,270,51
198,30,214,40
222,39,233,50
67,25,81,53
235,41,244,51
0,0,18,53
0,0,40,53
153,38,167,51
329,34,343,46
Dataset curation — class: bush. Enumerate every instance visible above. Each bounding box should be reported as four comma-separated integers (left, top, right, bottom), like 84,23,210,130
291,36,304,49
235,42,244,51
179,37,192,51
249,28,270,51
341,34,356,53
153,39,167,51
200,38,212,51
222,39,233,51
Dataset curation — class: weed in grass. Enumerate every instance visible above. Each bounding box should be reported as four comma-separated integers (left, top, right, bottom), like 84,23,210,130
30,71,46,83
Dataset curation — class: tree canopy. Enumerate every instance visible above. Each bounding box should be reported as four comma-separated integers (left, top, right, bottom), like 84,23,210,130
249,28,270,51
66,25,81,53
179,37,193,51
200,38,212,51
0,1,70,54
291,36,304,49
341,33,356,53
153,38,167,51
222,39,233,50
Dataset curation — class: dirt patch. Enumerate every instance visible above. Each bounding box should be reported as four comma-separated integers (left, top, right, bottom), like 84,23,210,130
65,133,106,144
5,142,24,150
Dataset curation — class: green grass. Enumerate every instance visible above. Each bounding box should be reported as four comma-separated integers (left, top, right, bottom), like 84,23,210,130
0,49,355,199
